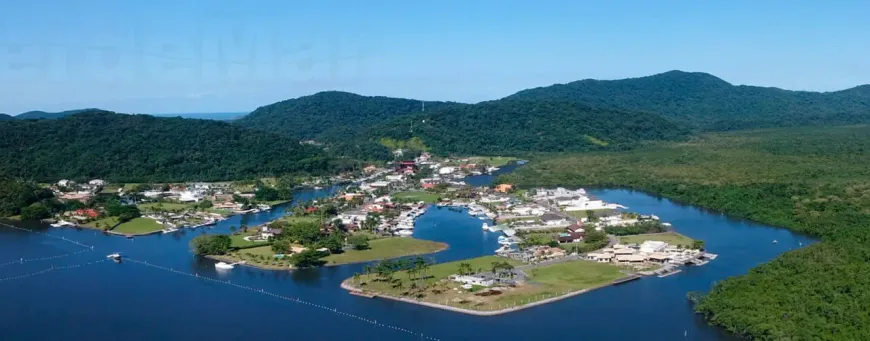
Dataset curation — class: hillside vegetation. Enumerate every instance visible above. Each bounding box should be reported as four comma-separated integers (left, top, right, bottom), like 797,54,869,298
503,126,870,340
0,111,338,182
507,70,870,131
235,91,459,141
363,100,689,155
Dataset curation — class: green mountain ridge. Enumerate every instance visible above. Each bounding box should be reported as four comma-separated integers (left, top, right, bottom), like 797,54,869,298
363,99,689,155
506,70,870,131
15,108,102,120
0,110,338,182
234,91,462,141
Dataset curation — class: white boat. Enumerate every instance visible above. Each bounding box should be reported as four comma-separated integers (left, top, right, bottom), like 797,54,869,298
106,253,121,260
497,236,513,245
396,230,414,236
215,262,235,270
482,223,489,230
503,229,517,237
161,228,178,234
51,220,76,228
487,167,500,173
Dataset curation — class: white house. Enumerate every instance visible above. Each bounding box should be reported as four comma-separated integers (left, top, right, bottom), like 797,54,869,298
449,274,495,287
540,213,569,226
385,175,404,182
143,190,165,198
88,179,106,187
178,190,201,203
369,181,390,188
438,166,456,175
58,179,73,187
339,210,368,225
639,240,668,254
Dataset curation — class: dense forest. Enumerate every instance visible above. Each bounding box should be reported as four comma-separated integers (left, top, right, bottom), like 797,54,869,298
234,91,459,141
0,113,12,121
361,99,689,155
0,174,55,218
14,108,101,120
503,126,870,340
0,110,341,182
506,70,870,131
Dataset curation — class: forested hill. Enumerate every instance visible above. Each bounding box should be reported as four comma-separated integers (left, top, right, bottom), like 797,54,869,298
363,100,689,155
506,70,870,131
0,110,338,182
234,91,461,140
15,108,101,120
0,114,12,121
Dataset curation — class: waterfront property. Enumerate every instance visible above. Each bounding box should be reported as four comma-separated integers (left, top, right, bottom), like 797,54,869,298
618,232,694,247
111,218,164,235
322,237,447,266
392,191,441,203
344,255,630,314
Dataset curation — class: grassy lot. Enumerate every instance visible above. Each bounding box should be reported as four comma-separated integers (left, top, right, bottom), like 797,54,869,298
467,156,517,167
350,256,626,311
213,245,296,270
138,202,194,212
279,215,324,225
113,218,164,235
392,191,441,203
618,232,694,246
83,216,120,230
564,209,614,219
323,237,447,266
230,232,270,248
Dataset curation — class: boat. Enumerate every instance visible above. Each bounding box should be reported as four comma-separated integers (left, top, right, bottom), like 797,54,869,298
106,253,122,261
395,230,414,236
497,236,514,245
215,262,235,270
161,228,178,234
487,167,500,173
314,186,323,190
772,240,778,244
51,220,76,228
482,223,489,230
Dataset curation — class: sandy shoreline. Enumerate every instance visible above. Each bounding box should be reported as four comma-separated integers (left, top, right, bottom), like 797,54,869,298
340,275,639,316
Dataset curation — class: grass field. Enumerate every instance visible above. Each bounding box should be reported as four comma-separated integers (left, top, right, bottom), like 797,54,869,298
349,256,624,311
113,218,164,234
392,191,441,203
618,232,694,246
83,216,120,230
214,245,299,270
138,202,194,212
467,156,517,167
279,215,324,225
322,237,447,266
230,233,270,248
564,209,614,219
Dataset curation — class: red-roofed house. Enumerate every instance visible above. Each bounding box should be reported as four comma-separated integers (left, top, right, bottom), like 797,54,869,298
74,209,100,218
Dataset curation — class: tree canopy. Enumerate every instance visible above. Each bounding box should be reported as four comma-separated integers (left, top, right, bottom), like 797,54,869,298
0,110,337,182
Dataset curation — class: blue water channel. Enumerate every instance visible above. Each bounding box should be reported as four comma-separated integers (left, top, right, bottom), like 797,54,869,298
0,178,815,340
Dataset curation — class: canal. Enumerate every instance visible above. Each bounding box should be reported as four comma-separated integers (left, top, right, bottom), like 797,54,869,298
0,175,814,340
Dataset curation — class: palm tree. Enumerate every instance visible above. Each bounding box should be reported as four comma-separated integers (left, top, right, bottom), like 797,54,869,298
241,224,248,233
353,272,360,285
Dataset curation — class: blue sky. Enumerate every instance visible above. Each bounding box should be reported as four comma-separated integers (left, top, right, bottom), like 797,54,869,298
1,0,868,114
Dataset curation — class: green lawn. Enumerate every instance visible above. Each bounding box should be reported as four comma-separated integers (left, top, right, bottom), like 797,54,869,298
323,237,447,266
467,156,517,167
261,200,291,206
564,209,614,219
83,216,120,230
112,218,164,234
230,233,270,248
392,191,441,203
357,256,521,292
618,232,694,246
138,202,195,212
528,260,625,290
279,215,324,225
214,245,295,270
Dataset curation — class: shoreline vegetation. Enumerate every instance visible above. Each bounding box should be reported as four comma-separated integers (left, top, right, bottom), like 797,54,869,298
209,237,449,270
503,126,870,340
341,256,632,315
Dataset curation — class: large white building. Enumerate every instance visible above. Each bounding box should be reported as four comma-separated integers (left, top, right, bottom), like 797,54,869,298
639,241,668,253
449,274,495,287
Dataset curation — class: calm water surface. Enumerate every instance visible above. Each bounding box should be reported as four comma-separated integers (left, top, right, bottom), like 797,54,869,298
0,183,814,340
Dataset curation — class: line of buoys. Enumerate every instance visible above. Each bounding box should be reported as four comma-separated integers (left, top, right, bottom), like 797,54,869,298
0,259,108,283
0,248,92,268
125,258,442,341
0,222,95,249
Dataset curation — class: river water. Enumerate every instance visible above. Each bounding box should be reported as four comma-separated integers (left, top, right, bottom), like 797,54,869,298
0,177,814,340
